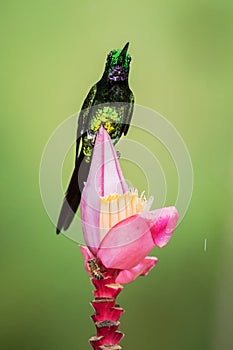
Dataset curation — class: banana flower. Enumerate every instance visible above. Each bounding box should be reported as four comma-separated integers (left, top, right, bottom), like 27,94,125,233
80,125,179,284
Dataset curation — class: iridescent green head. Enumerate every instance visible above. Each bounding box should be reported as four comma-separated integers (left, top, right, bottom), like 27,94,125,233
106,42,132,82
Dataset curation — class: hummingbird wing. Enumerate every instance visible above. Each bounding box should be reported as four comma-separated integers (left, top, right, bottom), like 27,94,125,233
56,84,97,234
75,84,97,163
123,90,134,136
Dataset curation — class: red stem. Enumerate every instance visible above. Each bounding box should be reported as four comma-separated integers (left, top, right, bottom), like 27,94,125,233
89,270,124,350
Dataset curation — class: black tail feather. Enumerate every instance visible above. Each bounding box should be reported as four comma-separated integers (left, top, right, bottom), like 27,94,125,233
56,152,90,234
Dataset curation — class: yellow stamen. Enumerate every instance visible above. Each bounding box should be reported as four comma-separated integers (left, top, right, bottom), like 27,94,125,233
99,189,148,241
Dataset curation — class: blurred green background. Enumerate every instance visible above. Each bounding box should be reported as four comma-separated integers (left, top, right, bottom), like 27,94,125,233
1,0,233,349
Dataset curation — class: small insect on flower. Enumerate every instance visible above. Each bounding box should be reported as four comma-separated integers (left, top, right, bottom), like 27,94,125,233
88,259,104,280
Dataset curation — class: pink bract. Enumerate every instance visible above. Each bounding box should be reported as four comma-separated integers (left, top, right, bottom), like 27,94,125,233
81,125,128,255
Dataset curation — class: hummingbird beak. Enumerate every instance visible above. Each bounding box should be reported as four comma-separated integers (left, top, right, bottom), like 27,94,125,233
119,42,129,60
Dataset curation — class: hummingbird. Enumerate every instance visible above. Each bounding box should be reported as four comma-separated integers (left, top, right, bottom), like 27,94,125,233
56,42,134,234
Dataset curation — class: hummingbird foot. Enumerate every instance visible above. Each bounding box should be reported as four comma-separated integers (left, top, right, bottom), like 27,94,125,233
116,150,121,159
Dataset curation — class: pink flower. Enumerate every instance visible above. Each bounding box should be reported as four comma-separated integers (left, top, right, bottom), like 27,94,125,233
80,126,179,284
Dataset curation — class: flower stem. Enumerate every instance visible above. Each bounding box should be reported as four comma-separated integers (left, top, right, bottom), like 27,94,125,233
89,271,124,350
